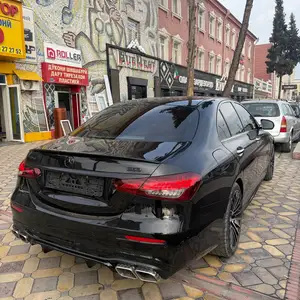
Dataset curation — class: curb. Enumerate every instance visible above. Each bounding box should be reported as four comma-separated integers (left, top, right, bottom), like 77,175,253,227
292,142,300,159
174,270,277,300
285,214,300,300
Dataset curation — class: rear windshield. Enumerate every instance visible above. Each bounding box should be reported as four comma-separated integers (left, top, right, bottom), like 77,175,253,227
71,102,199,142
243,103,280,117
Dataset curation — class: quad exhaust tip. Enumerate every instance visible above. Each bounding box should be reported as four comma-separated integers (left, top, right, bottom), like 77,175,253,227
115,264,161,282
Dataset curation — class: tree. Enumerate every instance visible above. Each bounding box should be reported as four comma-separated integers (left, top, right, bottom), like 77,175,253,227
266,0,294,99
286,13,300,74
223,0,254,97
186,0,197,97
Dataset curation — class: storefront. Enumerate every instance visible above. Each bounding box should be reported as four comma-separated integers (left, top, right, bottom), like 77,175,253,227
41,43,89,132
107,44,159,103
0,1,47,143
159,61,254,100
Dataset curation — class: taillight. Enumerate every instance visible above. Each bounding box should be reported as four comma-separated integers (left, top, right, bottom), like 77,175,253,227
18,160,41,179
114,173,201,201
280,116,287,133
125,235,166,245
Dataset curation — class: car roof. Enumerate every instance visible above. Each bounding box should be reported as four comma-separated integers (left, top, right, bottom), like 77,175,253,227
123,96,232,107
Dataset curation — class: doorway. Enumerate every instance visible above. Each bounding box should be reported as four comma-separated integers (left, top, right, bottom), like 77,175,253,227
127,77,148,100
54,91,72,127
0,84,24,142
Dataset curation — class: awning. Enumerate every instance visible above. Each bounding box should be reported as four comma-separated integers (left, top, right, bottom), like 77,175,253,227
14,69,43,81
0,62,16,74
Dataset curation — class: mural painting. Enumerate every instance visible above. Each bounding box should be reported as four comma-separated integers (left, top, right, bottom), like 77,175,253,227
22,0,158,114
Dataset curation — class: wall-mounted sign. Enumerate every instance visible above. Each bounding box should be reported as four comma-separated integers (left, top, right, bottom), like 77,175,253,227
118,50,155,73
0,0,25,59
41,62,89,86
44,42,82,67
22,7,36,63
160,61,253,96
282,84,297,90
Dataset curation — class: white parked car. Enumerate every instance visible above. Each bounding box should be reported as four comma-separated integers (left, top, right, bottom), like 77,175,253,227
242,100,300,152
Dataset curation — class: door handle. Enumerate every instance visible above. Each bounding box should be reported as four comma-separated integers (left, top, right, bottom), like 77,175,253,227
237,147,244,156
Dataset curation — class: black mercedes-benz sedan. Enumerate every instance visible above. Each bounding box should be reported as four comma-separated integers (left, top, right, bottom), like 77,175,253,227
11,97,274,282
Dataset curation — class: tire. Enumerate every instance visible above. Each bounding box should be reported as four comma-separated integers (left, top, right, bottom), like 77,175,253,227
264,146,275,181
211,183,243,258
281,136,292,153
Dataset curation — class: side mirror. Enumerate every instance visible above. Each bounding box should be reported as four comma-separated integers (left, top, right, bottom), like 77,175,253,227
260,119,275,130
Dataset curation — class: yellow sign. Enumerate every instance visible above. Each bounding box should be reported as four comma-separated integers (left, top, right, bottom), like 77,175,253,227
0,0,25,59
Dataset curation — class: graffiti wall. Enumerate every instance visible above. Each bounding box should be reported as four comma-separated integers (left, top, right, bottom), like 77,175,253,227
22,0,158,109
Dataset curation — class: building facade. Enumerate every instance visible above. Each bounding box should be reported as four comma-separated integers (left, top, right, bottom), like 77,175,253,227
158,0,256,99
0,0,259,144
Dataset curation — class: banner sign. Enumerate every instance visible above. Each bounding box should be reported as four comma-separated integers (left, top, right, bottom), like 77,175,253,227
41,62,89,86
44,42,82,67
22,7,36,62
0,0,25,59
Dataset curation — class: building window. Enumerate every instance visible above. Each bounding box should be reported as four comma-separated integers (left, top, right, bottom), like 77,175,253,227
160,0,167,8
159,36,168,60
248,42,252,59
217,18,223,42
241,66,245,82
198,6,205,31
216,56,222,75
232,30,236,49
225,25,230,46
173,41,181,64
225,60,230,75
198,48,205,70
209,12,216,38
209,52,215,73
247,70,251,83
172,0,181,16
127,19,140,43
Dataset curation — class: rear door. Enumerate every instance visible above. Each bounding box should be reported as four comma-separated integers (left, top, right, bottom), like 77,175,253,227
285,103,300,140
219,102,260,205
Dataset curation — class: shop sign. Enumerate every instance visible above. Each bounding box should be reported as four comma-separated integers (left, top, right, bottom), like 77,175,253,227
282,84,297,90
0,0,25,59
44,42,82,68
117,50,155,73
160,61,253,96
41,62,89,86
22,7,36,63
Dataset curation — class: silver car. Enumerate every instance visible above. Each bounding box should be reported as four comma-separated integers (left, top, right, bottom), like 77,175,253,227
242,100,300,152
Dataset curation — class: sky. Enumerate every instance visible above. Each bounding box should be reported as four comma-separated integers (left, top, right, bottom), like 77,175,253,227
219,0,300,78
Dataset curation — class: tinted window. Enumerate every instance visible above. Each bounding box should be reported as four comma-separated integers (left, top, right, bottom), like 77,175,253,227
233,103,257,132
219,102,243,136
291,104,300,116
243,103,280,117
217,111,231,140
71,102,199,142
285,104,295,116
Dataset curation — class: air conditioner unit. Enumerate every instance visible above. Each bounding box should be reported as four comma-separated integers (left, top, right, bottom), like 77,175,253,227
20,80,40,91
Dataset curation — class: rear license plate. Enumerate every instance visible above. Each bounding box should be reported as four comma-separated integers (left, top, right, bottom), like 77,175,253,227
45,171,104,197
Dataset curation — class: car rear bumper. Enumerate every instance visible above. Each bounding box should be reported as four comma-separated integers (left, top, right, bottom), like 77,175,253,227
273,132,290,144
11,192,220,279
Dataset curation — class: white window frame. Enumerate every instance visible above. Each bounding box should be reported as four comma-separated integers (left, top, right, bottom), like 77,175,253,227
209,11,216,39
127,18,140,43
231,29,236,50
248,42,252,59
241,66,245,82
247,69,251,83
216,55,222,75
172,35,183,64
172,0,182,18
209,51,215,74
198,47,205,71
159,28,170,60
225,24,230,47
159,0,168,11
198,2,206,32
217,17,223,42
224,58,230,76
